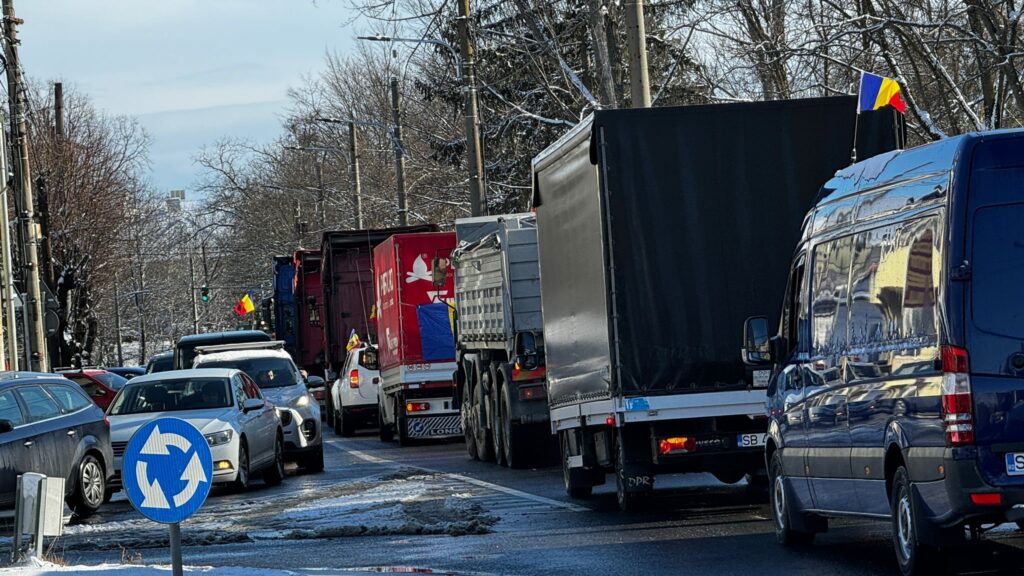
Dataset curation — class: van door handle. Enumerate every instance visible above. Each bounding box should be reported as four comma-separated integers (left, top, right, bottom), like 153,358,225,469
67,429,76,436
23,440,32,447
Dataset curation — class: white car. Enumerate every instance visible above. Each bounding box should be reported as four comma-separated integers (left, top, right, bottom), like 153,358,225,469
329,345,381,437
108,368,284,491
192,342,324,472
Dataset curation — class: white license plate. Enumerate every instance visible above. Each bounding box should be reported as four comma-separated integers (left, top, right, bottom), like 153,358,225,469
1005,452,1024,476
737,433,768,448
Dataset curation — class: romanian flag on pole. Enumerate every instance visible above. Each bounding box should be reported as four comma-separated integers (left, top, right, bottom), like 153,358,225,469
233,293,255,316
858,72,907,114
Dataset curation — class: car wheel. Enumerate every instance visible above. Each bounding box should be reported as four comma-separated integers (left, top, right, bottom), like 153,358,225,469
234,443,250,491
378,401,394,442
263,435,285,486
69,454,105,516
302,445,325,473
892,465,935,576
770,451,814,546
340,407,356,437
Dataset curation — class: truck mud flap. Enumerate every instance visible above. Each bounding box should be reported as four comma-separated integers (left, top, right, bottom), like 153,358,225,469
407,415,463,439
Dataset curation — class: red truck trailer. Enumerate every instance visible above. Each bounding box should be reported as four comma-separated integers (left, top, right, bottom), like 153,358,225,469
293,249,326,377
374,231,460,445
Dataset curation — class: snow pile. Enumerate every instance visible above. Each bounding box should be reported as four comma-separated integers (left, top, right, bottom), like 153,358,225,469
59,470,496,552
0,557,298,575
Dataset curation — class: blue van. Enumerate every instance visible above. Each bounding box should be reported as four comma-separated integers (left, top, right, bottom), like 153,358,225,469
742,130,1024,575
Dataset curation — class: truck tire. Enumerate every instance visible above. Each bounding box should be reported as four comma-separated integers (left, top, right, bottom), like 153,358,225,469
463,399,479,460
491,367,507,467
560,431,592,498
615,439,639,512
501,383,526,468
397,398,412,447
472,380,494,461
378,400,394,442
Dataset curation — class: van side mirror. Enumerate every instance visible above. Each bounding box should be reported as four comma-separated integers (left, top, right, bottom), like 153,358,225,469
742,316,772,365
431,257,448,289
0,419,13,433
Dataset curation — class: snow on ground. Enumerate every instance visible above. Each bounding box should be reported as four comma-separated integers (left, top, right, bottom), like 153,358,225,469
2,557,298,575
58,469,496,552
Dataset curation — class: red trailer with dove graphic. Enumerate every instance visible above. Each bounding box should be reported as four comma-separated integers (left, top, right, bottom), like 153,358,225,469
373,231,461,445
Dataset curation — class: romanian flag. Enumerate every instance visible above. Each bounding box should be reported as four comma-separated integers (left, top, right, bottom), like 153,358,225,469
233,293,255,316
346,329,361,352
858,72,906,114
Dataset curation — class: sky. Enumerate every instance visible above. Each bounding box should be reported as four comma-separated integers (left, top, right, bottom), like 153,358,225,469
18,0,358,194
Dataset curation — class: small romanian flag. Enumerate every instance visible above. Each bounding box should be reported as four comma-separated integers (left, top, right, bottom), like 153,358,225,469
346,329,361,352
233,293,255,316
858,72,907,114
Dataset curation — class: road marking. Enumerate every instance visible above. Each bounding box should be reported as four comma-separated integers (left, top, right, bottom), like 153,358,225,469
326,440,588,512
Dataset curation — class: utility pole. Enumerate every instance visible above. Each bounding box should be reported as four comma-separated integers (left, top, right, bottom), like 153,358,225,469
456,0,487,216
188,252,199,334
0,111,14,370
3,0,49,371
389,77,408,226
347,120,363,229
624,0,651,108
113,272,122,366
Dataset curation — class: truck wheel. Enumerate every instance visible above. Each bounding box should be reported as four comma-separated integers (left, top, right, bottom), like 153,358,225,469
463,398,479,460
473,382,494,461
378,401,394,442
501,384,526,468
615,439,644,512
397,399,412,447
561,431,592,498
492,379,507,467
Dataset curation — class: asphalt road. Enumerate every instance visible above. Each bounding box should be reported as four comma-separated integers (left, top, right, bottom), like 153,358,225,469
55,428,1024,575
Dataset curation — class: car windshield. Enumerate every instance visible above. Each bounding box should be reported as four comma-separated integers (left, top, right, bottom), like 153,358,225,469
108,378,233,415
196,356,298,389
93,372,129,390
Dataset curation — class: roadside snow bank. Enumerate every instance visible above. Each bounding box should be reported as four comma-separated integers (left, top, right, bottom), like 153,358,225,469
1,557,298,575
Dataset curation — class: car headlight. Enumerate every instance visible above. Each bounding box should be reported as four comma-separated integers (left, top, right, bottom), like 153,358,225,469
294,394,310,407
204,429,233,446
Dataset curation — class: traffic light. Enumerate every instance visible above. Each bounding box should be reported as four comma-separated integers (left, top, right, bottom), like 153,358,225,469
200,285,210,302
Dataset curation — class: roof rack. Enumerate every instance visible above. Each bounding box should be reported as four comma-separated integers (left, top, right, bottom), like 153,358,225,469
194,340,286,355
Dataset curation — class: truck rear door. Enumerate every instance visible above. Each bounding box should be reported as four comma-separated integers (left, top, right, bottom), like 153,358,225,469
966,136,1024,487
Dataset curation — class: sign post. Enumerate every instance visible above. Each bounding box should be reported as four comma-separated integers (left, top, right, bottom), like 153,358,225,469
122,417,213,576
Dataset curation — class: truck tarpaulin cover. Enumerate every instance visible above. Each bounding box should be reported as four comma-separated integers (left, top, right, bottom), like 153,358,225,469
416,303,454,361
533,96,898,404
374,232,457,371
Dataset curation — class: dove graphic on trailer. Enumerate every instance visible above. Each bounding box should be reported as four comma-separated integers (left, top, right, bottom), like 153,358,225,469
122,418,213,524
374,231,462,445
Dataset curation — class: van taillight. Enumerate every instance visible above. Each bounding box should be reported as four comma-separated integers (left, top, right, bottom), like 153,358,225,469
349,370,360,388
941,345,974,446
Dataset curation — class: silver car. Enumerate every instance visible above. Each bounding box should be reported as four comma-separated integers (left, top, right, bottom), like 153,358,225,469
192,343,324,472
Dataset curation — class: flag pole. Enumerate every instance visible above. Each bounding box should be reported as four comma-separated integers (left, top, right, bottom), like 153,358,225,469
851,71,863,165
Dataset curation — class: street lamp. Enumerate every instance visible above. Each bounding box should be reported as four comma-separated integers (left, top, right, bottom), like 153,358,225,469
357,30,487,217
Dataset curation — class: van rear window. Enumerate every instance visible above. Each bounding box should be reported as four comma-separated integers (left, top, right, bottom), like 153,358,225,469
972,204,1024,338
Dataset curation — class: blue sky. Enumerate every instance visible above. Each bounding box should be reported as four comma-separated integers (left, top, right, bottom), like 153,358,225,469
19,0,356,194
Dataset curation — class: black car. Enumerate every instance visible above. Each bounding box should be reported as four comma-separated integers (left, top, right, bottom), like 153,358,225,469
145,350,173,374
106,366,146,380
0,372,113,516
173,330,271,370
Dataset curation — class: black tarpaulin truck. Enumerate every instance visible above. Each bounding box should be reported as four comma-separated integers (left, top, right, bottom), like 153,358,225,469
453,214,555,468
531,96,898,510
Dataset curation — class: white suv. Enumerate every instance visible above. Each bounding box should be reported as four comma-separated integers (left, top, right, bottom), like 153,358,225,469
193,341,324,472
330,345,380,437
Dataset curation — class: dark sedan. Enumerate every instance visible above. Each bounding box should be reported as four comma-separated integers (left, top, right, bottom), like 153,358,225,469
0,372,113,516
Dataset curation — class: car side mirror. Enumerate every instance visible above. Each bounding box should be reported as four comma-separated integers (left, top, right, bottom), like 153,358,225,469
242,398,264,413
305,375,325,389
431,257,448,289
742,316,772,365
0,420,13,433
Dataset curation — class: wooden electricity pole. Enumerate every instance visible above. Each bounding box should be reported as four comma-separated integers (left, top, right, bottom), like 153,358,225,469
347,120,363,229
624,0,651,107
456,0,487,216
3,0,49,371
390,77,408,226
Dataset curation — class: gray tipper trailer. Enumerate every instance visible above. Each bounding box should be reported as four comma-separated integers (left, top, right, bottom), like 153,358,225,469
453,214,555,469
531,96,898,510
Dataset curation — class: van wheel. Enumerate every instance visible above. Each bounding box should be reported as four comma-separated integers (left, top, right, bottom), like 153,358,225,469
561,432,592,498
891,466,936,576
770,451,814,546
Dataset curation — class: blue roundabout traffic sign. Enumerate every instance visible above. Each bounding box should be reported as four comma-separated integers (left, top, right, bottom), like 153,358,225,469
123,417,214,524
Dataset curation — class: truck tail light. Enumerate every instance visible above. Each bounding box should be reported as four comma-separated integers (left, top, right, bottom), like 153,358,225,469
659,436,696,455
406,402,430,413
349,370,360,388
518,384,547,401
941,345,974,446
512,364,546,382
